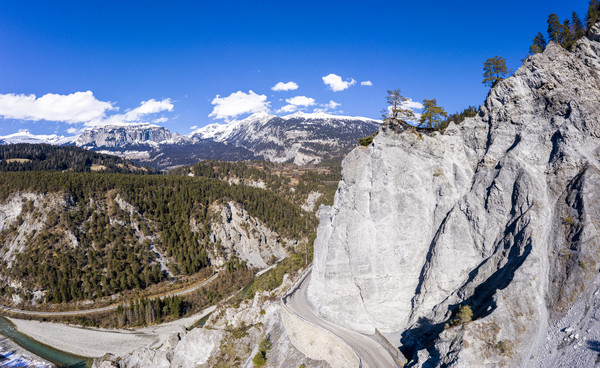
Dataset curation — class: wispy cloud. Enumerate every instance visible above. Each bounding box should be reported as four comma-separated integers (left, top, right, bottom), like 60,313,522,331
272,81,299,91
153,117,168,124
361,80,373,86
0,91,114,124
209,90,270,120
322,73,356,92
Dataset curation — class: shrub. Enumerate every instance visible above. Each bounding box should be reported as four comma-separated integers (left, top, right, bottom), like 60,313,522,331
252,351,267,367
496,340,513,356
455,305,473,324
358,135,374,146
447,304,473,328
258,336,272,352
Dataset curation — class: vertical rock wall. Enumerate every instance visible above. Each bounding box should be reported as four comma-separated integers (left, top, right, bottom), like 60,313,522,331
307,27,600,367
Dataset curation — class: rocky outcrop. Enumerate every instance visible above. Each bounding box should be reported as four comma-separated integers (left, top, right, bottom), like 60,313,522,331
307,27,600,367
96,274,327,368
208,201,293,269
76,123,187,149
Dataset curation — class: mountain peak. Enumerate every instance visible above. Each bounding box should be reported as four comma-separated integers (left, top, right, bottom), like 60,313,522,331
281,111,380,122
0,129,75,145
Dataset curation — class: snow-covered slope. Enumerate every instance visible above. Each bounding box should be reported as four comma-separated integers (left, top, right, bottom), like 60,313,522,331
190,111,381,164
0,130,76,145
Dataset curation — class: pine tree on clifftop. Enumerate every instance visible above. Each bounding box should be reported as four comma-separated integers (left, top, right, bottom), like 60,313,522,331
418,99,447,129
482,56,509,87
529,32,547,55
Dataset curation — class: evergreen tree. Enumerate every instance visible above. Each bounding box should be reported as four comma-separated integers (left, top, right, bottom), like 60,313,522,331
383,89,416,123
572,11,585,39
562,19,575,49
529,32,547,55
482,56,509,87
587,0,600,29
547,14,563,43
418,99,447,129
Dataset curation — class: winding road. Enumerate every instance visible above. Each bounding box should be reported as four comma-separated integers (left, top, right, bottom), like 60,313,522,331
0,272,219,317
284,269,399,368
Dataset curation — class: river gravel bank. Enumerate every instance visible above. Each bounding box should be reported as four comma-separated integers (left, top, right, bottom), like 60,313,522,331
7,305,215,358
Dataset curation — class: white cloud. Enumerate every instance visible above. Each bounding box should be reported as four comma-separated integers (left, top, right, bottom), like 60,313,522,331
361,80,373,86
0,91,114,124
277,95,316,114
89,98,174,126
126,99,173,119
153,117,168,124
278,104,298,113
322,74,356,92
325,100,341,109
386,97,423,123
272,81,299,91
285,96,315,107
209,90,270,120
0,91,177,129
401,98,424,110
189,125,199,130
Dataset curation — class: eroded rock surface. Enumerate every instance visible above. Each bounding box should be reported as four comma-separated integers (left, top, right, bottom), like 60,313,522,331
208,201,293,269
307,28,600,367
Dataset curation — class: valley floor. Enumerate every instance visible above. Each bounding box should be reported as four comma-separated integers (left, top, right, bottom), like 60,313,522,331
6,305,215,358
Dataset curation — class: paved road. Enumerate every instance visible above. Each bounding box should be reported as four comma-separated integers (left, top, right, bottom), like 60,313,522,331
285,270,398,368
0,272,220,317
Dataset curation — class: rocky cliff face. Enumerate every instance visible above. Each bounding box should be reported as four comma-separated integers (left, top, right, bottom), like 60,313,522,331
307,25,600,367
76,123,186,149
208,201,293,269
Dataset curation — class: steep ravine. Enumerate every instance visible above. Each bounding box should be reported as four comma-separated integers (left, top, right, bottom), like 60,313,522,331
307,24,600,367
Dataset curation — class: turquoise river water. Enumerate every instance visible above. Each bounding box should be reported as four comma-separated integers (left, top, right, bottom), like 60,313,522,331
0,316,91,367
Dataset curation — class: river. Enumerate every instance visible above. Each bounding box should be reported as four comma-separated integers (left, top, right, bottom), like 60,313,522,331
0,317,91,368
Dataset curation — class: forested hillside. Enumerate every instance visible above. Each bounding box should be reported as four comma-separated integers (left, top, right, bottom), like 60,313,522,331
0,171,314,305
0,143,157,173
172,160,342,210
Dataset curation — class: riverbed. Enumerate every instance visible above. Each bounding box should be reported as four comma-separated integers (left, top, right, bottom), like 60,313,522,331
0,317,90,367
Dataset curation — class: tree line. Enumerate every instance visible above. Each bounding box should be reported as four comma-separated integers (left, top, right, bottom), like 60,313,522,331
482,1,600,91
0,143,157,174
529,1,599,55
0,171,314,304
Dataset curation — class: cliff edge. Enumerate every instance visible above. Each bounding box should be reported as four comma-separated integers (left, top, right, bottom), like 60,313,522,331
307,23,600,367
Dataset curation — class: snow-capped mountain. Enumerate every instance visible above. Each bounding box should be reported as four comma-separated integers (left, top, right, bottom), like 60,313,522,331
0,130,76,145
0,112,381,168
190,111,381,164
76,123,191,150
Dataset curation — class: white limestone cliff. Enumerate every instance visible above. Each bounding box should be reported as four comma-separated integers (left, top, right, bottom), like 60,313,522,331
307,25,600,367
208,201,293,269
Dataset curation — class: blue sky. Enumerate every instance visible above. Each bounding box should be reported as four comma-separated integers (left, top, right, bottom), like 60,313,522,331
0,0,590,136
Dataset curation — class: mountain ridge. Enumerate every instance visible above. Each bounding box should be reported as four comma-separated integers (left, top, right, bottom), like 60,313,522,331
0,112,380,168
